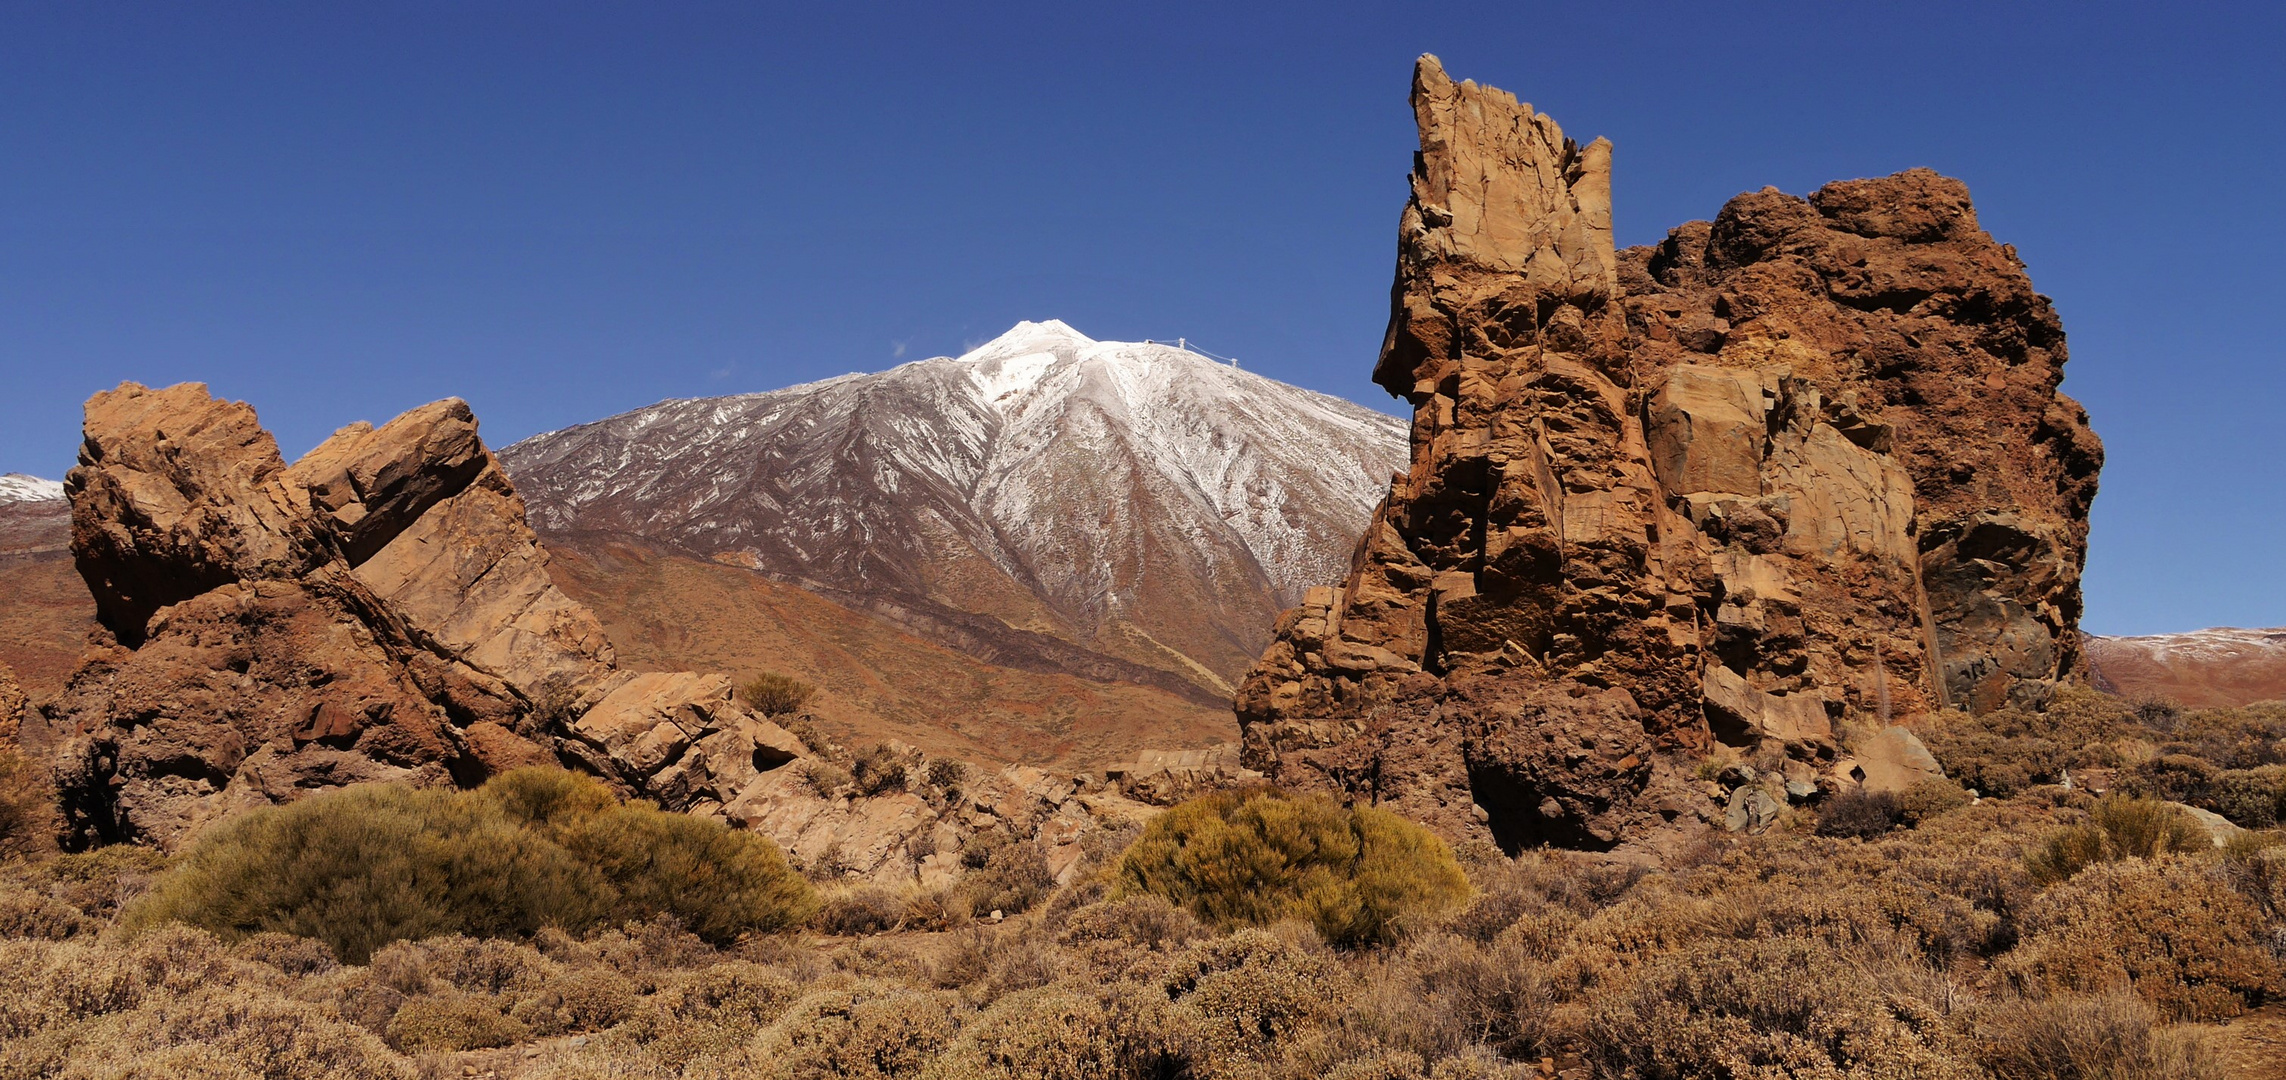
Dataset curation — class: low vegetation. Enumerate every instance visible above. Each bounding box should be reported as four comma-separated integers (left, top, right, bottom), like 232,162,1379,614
740,671,819,717
125,768,816,962
2,692,2282,1078
1115,787,1471,947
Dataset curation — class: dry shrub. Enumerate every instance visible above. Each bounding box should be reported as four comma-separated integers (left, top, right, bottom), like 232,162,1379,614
509,964,638,1035
1971,993,2222,1080
962,835,1056,917
1816,788,1901,838
1325,931,1550,1067
2004,855,2283,1020
817,884,911,935
1163,928,1349,1073
850,743,909,796
1898,777,1976,824
740,671,818,717
0,745,55,858
385,990,528,1051
935,979,1189,1080
1117,788,1470,948
754,982,963,1078
803,760,855,798
129,771,815,962
1583,934,1973,1080
1059,893,1206,954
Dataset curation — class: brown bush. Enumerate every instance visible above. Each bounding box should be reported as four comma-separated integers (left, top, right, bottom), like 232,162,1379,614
0,745,55,859
935,979,1189,1080
1971,993,2221,1080
850,743,909,796
1815,788,1901,838
1583,934,1973,1079
2005,856,2284,1020
963,836,1057,917
754,983,963,1078
386,990,529,1051
816,884,911,936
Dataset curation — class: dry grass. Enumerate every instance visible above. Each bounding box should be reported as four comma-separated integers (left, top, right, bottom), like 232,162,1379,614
5,703,2286,1078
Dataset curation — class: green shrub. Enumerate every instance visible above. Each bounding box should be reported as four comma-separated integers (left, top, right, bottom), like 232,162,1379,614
127,784,607,963
479,766,618,837
1115,788,1470,948
2121,755,2219,805
740,672,818,717
564,798,819,944
2204,769,2285,828
129,772,816,961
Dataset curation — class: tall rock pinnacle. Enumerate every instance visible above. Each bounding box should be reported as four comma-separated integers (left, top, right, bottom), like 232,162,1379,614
1236,56,2102,853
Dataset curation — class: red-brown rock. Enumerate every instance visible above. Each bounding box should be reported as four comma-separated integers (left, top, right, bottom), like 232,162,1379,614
1237,56,2101,852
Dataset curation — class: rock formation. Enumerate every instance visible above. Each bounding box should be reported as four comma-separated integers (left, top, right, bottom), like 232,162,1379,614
23,383,1170,889
26,384,795,849
1236,56,2101,852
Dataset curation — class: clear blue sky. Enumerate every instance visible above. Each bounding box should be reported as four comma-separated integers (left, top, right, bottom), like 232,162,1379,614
1,2,2278,634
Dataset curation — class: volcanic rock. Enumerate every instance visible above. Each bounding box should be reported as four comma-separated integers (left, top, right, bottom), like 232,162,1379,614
30,383,762,848
1236,56,2101,852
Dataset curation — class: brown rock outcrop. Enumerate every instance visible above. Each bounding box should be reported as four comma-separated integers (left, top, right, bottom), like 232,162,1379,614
28,383,758,848
1237,57,2100,852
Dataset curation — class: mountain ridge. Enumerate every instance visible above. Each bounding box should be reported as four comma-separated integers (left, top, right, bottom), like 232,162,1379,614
500,320,1410,695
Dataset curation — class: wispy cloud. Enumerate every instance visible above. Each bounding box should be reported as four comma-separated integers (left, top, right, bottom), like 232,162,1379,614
891,338,908,359
708,363,737,381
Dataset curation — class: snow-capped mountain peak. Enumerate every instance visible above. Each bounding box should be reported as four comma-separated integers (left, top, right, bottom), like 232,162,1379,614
499,321,1409,697
0,474,64,505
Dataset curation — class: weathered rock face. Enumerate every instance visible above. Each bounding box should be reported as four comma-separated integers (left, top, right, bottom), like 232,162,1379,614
28,383,1173,886
32,383,724,848
1236,56,2100,852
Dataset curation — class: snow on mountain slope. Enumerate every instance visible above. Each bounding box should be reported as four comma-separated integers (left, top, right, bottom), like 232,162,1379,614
0,475,63,505
500,321,1409,696
2084,628,2286,708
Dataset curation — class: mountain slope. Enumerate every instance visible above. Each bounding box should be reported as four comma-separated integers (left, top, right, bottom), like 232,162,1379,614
500,321,1409,695
2084,628,2286,708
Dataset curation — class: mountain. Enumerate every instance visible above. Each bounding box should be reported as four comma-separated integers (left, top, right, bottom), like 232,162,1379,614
499,320,1410,699
2084,628,2286,708
0,476,82,697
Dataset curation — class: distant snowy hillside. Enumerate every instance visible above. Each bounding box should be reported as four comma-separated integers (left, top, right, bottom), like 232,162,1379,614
501,321,1409,696
0,474,64,505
